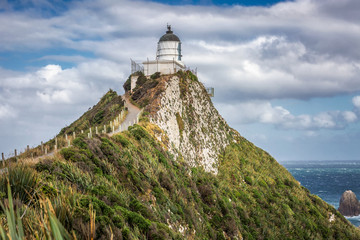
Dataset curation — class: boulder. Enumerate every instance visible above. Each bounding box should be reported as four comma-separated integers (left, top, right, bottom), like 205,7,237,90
338,190,360,217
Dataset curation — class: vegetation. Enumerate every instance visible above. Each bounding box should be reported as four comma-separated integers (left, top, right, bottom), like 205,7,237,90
1,72,359,239
1,120,359,239
59,89,125,135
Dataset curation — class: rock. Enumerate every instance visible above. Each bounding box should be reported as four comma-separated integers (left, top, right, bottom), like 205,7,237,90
338,190,360,217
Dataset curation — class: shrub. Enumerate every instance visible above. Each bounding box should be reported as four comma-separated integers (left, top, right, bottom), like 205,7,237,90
112,134,130,147
72,136,89,150
159,172,174,193
129,125,152,142
92,110,105,125
197,182,214,205
150,72,161,80
123,76,131,92
119,207,151,233
129,198,154,220
0,164,39,205
136,75,148,87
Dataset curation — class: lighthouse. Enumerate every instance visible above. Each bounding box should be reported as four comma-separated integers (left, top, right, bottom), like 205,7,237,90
143,25,185,76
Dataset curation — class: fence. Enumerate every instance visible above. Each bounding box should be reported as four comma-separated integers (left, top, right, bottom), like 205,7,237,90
1,109,144,167
131,59,144,74
184,66,197,76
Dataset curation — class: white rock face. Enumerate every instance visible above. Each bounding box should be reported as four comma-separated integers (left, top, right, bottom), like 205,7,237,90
150,76,231,174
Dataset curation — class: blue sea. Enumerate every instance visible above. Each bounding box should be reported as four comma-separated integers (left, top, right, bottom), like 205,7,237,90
282,160,360,227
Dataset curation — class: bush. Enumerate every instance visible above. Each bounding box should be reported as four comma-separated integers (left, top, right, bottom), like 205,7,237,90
136,75,148,87
123,76,131,92
0,164,39,205
72,136,88,150
197,182,214,205
112,134,130,147
119,207,151,233
150,72,161,80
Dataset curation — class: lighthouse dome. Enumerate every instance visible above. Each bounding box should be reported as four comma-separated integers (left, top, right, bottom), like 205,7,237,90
156,25,182,61
159,27,180,42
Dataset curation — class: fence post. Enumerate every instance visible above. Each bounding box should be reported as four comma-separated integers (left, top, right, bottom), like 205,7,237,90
45,146,47,155
1,153,4,167
27,145,30,152
68,139,71,147
81,130,84,134
55,137,58,148
112,126,115,134
104,125,106,133
41,141,44,153
89,128,92,138
73,132,76,139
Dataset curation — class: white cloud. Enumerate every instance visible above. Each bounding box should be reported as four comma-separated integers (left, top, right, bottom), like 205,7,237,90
218,100,359,130
352,96,360,108
342,111,357,123
0,0,360,103
0,104,16,120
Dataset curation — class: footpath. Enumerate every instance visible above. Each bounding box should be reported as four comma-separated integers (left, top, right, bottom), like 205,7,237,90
109,95,141,137
1,95,142,172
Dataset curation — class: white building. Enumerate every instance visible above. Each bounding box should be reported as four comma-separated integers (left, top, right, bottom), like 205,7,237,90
143,25,185,76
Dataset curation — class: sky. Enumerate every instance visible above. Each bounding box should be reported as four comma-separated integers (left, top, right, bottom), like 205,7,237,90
1,0,360,162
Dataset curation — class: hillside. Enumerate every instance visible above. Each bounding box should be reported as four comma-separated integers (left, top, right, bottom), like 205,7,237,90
1,71,360,239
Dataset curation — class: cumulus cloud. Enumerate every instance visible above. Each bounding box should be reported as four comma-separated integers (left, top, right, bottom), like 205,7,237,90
352,96,360,108
218,99,359,130
1,0,360,103
0,59,126,152
1,0,360,159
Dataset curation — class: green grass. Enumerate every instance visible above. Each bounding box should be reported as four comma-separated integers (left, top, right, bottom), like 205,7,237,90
3,73,360,239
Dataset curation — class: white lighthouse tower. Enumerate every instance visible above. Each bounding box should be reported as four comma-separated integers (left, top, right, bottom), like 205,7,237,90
143,25,185,76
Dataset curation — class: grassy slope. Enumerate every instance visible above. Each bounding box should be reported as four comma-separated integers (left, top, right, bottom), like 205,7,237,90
59,89,125,135
1,72,359,239
1,120,359,239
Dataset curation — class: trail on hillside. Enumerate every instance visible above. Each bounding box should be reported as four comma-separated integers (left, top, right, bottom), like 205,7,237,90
109,95,141,136
1,94,141,171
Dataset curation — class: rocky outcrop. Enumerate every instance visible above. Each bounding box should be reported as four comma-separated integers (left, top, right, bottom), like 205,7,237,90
148,75,234,174
130,72,237,174
338,190,360,217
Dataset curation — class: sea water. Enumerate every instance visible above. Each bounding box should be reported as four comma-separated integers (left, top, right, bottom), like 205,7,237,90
282,160,360,227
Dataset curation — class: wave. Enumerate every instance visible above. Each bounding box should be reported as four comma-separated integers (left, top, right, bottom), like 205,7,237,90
345,215,360,220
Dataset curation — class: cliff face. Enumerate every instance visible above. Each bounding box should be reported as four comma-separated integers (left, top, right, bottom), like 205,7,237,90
130,72,235,173
146,74,232,173
338,190,360,217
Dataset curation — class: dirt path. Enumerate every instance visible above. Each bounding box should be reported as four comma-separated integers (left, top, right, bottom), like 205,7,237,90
109,95,141,136
1,94,142,171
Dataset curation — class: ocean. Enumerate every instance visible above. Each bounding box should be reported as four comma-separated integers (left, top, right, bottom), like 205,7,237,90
282,160,360,227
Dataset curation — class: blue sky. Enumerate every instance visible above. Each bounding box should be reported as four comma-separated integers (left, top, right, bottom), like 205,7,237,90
1,0,360,162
